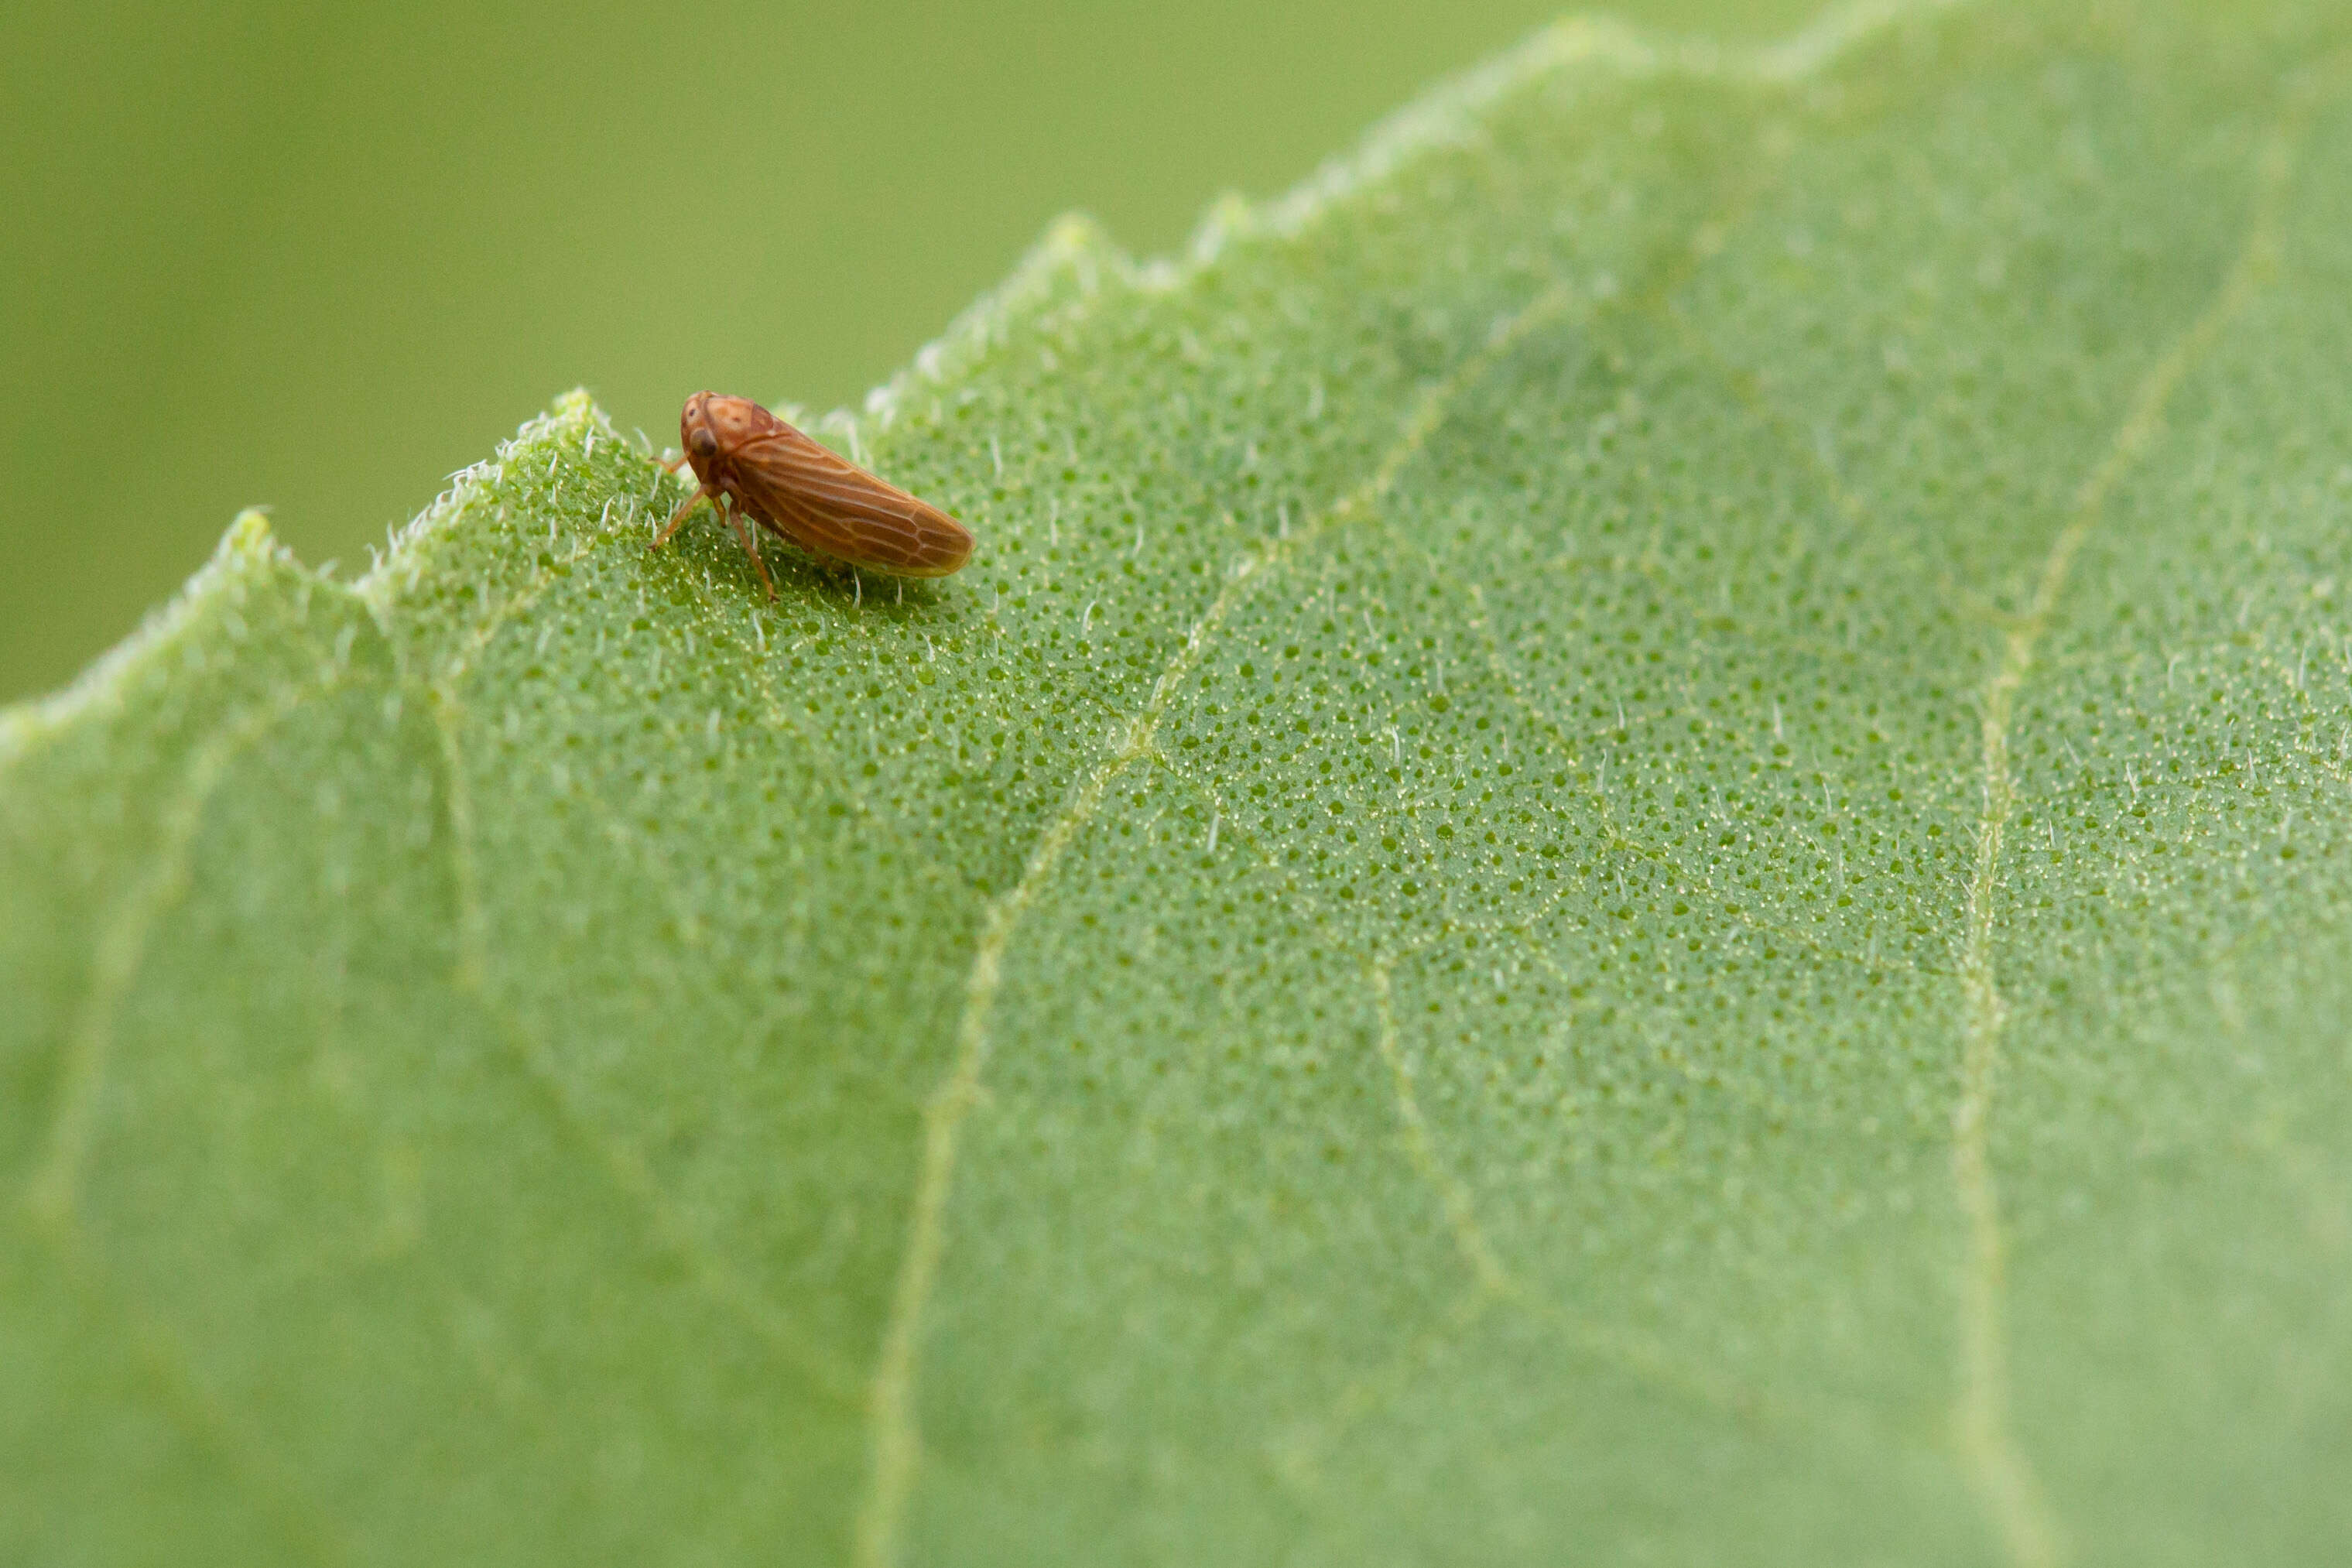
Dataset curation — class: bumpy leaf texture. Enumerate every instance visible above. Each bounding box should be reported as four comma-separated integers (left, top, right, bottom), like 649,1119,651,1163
5,2,2350,1563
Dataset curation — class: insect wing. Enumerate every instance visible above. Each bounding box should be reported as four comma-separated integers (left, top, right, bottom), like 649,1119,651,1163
733,423,974,577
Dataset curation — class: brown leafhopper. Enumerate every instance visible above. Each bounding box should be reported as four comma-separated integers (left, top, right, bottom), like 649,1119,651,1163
651,392,974,597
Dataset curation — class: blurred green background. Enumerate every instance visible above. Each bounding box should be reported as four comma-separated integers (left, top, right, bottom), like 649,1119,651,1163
2,0,1814,703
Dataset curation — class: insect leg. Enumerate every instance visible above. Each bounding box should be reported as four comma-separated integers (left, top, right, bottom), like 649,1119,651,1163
721,502,778,601
650,483,717,549
659,453,692,474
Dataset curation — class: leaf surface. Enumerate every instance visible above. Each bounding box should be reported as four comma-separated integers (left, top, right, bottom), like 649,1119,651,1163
6,3,2352,1563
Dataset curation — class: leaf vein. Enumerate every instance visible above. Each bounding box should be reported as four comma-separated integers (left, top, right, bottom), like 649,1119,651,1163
25,665,347,1229
852,272,1593,1568
419,683,865,1403
1946,67,2323,1568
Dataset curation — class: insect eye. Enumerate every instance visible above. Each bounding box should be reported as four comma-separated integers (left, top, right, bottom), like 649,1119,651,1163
690,429,718,457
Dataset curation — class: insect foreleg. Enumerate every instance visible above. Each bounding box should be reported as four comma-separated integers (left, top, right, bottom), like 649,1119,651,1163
650,483,717,550
721,502,778,601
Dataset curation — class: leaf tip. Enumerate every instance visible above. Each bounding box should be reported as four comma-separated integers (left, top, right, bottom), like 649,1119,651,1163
1039,210,1116,262
552,386,600,423
1187,190,1258,265
221,505,279,562
874,211,1134,416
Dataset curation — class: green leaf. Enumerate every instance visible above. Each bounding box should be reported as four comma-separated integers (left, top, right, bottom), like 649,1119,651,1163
7,2,2350,1561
